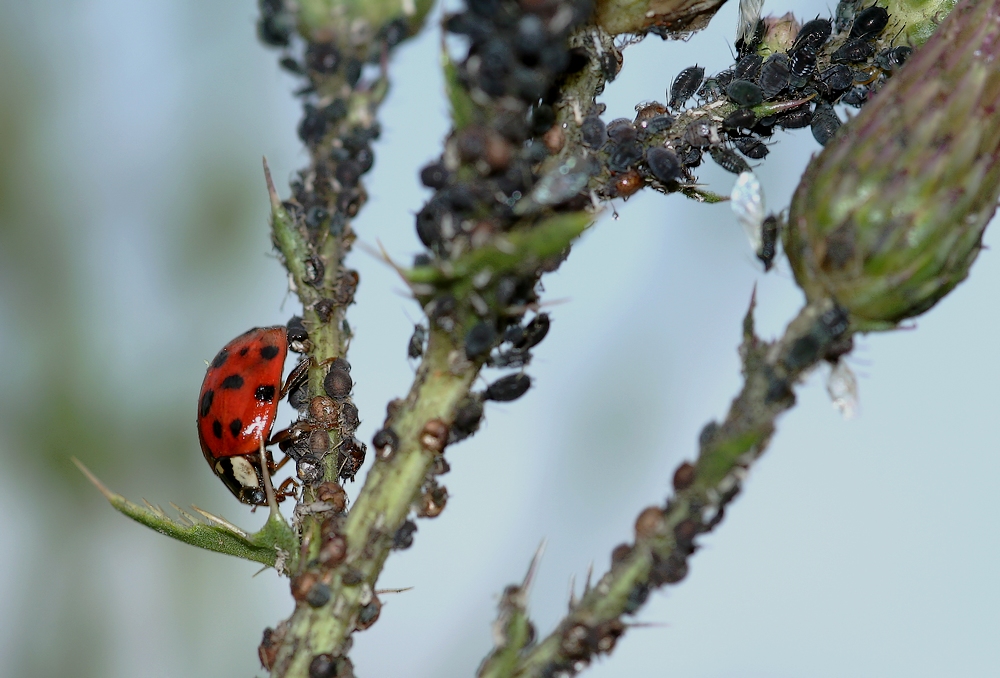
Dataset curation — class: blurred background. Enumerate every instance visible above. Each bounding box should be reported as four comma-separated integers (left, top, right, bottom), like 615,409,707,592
1,1,999,676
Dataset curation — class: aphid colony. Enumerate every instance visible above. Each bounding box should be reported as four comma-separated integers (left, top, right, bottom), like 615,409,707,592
196,320,364,505
198,311,542,504
583,2,907,205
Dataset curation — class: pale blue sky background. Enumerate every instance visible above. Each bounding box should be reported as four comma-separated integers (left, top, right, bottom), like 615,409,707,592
0,1,998,677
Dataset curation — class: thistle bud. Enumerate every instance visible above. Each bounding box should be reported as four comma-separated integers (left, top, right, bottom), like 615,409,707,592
784,0,1000,330
760,12,800,56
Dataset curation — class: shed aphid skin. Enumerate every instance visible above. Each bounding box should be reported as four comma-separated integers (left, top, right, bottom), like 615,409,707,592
826,359,859,420
731,171,765,254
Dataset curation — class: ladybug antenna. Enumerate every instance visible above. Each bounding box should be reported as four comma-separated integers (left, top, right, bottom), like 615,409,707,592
259,438,281,519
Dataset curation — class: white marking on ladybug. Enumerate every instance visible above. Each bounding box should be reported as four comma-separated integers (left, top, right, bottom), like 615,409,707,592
228,456,261,490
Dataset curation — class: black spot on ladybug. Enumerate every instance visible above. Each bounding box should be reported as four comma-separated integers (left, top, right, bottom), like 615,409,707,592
221,374,244,390
255,384,277,402
212,420,223,439
199,389,214,418
261,345,280,360
239,346,250,357
211,349,229,369
229,418,243,437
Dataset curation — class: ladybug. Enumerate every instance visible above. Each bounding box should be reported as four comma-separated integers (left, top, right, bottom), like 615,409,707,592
197,327,307,505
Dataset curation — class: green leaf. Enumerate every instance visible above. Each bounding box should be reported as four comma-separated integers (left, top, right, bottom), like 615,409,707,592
407,211,594,286
442,46,476,130
74,458,298,570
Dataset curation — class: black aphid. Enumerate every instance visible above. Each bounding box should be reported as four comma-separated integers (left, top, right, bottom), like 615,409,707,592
465,322,497,359
759,56,791,99
709,146,750,174
723,109,756,131
849,6,889,40
726,79,763,107
684,120,714,147
792,18,832,53
516,314,550,350
638,114,675,137
484,374,532,402
789,49,817,79
608,141,643,172
810,103,842,145
774,106,812,129
875,45,912,71
408,324,427,359
734,136,769,159
679,145,702,168
606,118,637,143
819,64,854,92
758,215,779,271
669,66,705,109
841,86,869,107
646,147,683,183
736,19,765,58
580,116,606,147
734,53,763,81
833,38,875,64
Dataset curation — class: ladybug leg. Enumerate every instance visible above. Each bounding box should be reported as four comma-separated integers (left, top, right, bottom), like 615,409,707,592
270,453,292,473
275,476,299,503
279,358,311,399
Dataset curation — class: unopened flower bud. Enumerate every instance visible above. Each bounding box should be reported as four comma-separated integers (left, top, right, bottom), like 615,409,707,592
784,0,1000,330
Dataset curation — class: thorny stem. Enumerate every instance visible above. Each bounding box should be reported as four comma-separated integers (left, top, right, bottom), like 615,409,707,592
493,298,851,678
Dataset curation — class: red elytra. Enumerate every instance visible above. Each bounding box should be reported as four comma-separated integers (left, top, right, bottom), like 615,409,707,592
197,326,297,505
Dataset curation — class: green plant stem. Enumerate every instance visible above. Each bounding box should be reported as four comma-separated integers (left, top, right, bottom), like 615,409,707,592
481,298,847,678
269,328,478,675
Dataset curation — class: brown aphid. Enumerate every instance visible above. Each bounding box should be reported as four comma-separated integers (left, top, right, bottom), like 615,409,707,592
560,624,591,660
315,482,348,511
418,484,448,517
333,269,360,306
355,596,382,631
543,125,565,153
309,396,340,428
324,365,353,400
594,619,625,654
674,518,701,544
319,534,348,566
485,133,513,171
634,101,667,122
634,506,664,539
308,653,337,678
612,169,643,198
338,437,367,481
673,461,696,491
420,418,449,453
291,571,320,602
258,625,285,671
611,542,632,566
340,401,360,432
309,429,331,456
